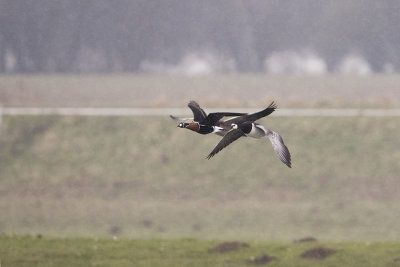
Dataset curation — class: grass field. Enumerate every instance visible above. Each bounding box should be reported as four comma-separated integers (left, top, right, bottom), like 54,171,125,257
1,74,400,265
1,74,400,108
1,115,399,241
1,235,400,266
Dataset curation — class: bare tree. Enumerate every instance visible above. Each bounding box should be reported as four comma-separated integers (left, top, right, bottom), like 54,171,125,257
0,0,399,73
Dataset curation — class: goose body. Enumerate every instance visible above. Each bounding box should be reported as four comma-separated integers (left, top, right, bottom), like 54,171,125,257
177,121,224,135
171,100,276,136
207,121,292,168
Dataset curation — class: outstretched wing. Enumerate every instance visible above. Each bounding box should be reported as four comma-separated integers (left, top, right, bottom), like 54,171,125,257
224,101,277,125
201,112,247,126
169,115,193,121
206,129,245,159
188,101,207,122
266,129,292,168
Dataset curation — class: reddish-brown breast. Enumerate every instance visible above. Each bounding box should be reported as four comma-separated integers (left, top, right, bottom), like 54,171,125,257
186,122,200,132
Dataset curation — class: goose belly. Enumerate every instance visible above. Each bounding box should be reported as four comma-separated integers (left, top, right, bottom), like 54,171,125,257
247,125,265,138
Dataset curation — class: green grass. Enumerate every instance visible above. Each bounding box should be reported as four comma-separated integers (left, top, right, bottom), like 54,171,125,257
1,235,400,267
1,115,400,241
1,74,400,107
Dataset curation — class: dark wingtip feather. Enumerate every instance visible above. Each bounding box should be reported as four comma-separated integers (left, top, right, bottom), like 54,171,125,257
188,100,200,107
283,149,291,168
286,159,291,168
187,100,198,109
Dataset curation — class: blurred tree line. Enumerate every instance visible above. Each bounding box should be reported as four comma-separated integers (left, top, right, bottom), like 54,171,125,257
0,0,399,73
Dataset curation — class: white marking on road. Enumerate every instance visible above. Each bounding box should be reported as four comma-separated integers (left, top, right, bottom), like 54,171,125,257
1,107,400,116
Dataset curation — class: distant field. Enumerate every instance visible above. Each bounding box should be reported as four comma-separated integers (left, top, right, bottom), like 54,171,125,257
1,235,400,267
1,74,400,108
1,115,399,241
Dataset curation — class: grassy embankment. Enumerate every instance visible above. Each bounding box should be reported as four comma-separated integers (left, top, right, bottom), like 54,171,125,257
1,115,399,240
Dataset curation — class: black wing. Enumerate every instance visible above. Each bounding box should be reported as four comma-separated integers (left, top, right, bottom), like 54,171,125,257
224,101,277,125
188,101,207,122
201,112,247,126
206,129,245,159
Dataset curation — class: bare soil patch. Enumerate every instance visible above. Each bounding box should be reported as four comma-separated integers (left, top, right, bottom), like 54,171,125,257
208,241,249,253
247,254,277,265
300,246,336,259
294,236,318,243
